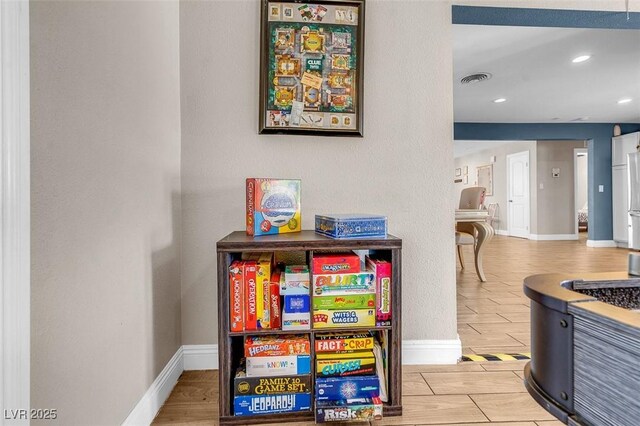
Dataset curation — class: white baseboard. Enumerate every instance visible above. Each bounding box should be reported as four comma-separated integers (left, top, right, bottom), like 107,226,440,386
402,338,462,365
123,337,461,424
495,229,509,236
587,239,617,248
122,347,184,426
183,344,218,370
529,234,578,241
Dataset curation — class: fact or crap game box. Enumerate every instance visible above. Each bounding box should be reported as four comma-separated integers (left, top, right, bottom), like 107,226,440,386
313,272,375,296
313,309,375,329
312,252,361,274
244,334,310,357
315,397,383,423
366,256,392,327
234,393,311,416
246,178,301,236
315,332,375,353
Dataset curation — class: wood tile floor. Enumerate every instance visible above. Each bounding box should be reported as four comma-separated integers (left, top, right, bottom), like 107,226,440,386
153,234,629,425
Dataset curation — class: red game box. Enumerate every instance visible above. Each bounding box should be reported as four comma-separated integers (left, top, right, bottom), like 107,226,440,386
244,261,258,331
269,270,282,329
366,257,392,326
312,252,361,275
229,261,244,332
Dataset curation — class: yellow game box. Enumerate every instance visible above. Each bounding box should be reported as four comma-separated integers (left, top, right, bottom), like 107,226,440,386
312,309,375,329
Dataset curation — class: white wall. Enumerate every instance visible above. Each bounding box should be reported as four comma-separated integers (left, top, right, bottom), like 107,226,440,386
180,0,457,343
455,141,537,233
30,1,182,424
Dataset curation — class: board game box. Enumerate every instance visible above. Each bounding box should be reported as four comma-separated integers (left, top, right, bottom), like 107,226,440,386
229,261,245,332
312,293,375,311
242,252,273,329
234,393,311,416
312,309,375,329
282,295,311,330
282,265,310,295
246,355,311,377
243,261,258,330
315,332,375,353
234,370,311,396
366,256,392,326
313,272,375,296
246,178,301,236
315,214,387,239
316,351,375,377
315,375,380,401
269,271,282,329
312,252,361,274
315,397,383,422
244,335,310,357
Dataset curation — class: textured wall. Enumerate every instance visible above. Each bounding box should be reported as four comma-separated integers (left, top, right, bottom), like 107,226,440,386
179,0,456,344
30,1,182,424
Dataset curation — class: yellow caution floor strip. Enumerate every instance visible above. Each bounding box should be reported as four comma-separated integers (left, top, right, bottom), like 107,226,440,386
462,353,531,362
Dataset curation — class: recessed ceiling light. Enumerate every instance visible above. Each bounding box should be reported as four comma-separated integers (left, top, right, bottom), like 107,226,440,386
572,55,591,63
493,98,506,103
618,98,633,104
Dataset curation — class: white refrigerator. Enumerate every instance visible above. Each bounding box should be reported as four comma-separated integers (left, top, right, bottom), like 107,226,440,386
628,151,640,250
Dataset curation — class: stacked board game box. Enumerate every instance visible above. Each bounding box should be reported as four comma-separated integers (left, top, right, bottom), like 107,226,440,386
229,253,275,332
246,178,301,236
235,335,312,416
282,265,310,330
311,252,376,329
313,332,383,423
315,214,387,239
365,255,392,327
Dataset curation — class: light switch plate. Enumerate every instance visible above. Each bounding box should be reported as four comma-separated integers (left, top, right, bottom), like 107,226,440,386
599,185,604,192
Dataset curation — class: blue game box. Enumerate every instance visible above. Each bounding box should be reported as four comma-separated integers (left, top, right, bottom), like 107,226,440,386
315,214,387,239
234,393,311,416
315,375,380,401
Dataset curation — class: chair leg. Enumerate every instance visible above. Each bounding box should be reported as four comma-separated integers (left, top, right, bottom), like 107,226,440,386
457,245,465,269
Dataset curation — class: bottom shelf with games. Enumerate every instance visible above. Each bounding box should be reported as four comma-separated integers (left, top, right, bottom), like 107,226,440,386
216,231,402,424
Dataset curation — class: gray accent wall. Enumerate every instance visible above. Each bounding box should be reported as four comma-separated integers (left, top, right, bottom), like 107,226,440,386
30,1,182,424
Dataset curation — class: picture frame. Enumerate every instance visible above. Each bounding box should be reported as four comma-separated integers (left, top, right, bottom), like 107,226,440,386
259,0,365,137
463,175,468,185
455,168,462,177
477,164,493,196
463,166,468,175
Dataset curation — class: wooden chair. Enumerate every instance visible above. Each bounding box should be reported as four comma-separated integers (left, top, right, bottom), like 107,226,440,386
456,187,486,268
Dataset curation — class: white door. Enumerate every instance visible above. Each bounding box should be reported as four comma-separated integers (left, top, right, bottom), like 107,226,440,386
507,151,530,238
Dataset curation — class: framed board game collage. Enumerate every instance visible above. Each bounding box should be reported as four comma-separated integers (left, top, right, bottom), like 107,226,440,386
259,0,365,137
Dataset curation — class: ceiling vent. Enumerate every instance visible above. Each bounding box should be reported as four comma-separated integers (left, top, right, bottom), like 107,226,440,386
461,73,492,84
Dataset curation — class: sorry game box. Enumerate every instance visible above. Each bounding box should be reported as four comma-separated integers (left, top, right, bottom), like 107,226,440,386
263,2,361,133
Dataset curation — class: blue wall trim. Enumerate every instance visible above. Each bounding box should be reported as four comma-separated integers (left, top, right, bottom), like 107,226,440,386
452,6,640,29
454,123,640,241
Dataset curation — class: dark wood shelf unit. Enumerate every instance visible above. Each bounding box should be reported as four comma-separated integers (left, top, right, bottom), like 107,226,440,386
217,231,403,424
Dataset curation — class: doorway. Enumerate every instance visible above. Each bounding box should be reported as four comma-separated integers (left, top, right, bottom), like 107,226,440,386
575,149,589,236
506,151,530,239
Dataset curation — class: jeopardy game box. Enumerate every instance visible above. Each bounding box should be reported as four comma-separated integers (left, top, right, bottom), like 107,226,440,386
315,214,387,239
246,178,301,236
315,397,383,422
234,393,311,416
315,375,380,401
234,371,311,396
